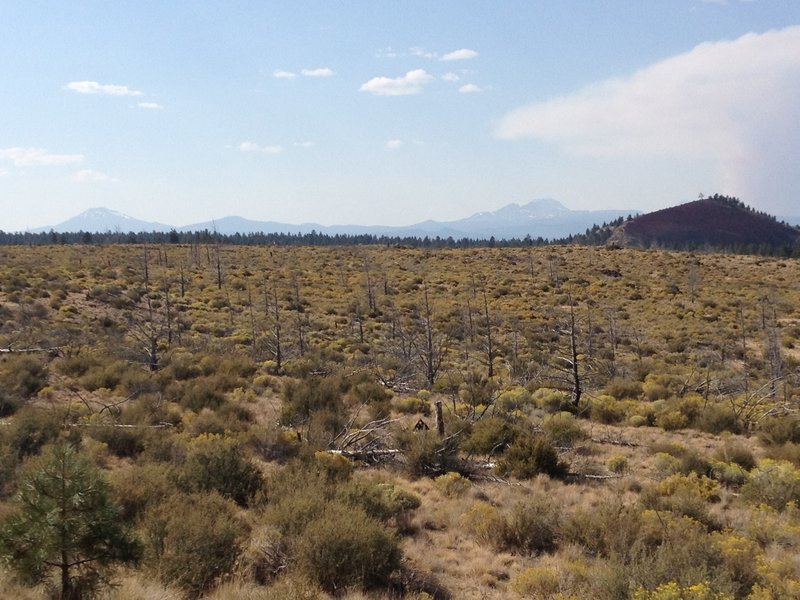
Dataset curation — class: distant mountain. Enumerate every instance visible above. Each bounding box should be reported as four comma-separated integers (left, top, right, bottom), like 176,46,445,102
180,199,637,240
33,208,173,234
607,196,800,249
32,199,638,240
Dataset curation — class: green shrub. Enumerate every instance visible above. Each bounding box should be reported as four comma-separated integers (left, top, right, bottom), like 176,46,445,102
511,566,561,598
86,425,145,458
0,355,48,400
281,375,345,427
590,395,627,424
462,494,560,555
461,416,515,456
633,581,732,600
337,479,421,532
500,497,561,555
712,437,755,471
542,411,586,447
0,389,21,418
142,491,249,596
640,473,720,528
177,378,227,411
109,463,173,521
696,403,740,435
757,415,800,446
177,433,264,506
741,459,800,510
495,387,533,412
709,461,749,487
395,429,460,478
294,502,401,593
394,396,432,416
561,501,644,560
607,455,629,474
496,434,567,479
656,410,689,431
531,388,572,413
4,406,65,460
605,377,643,400
433,471,471,498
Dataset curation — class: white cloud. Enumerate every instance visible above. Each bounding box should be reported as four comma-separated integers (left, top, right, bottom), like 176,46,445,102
459,83,483,93
376,47,398,58
497,26,800,212
359,69,435,96
0,168,9,177
442,72,461,82
385,139,403,150
69,169,117,183
273,69,297,79
301,67,334,77
0,147,84,167
409,47,437,59
441,48,478,61
65,81,143,96
293,141,314,148
238,142,283,154
137,102,163,110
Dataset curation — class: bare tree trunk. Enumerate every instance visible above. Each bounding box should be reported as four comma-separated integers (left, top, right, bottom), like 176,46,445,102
482,281,494,379
569,300,581,407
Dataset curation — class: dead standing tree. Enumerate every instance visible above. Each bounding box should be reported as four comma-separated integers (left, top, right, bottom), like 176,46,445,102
409,280,449,388
545,294,584,407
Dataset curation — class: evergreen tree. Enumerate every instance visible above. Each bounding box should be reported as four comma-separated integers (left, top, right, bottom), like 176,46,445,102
0,442,141,599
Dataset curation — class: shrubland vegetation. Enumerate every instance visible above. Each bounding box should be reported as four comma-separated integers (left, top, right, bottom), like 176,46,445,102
0,242,798,598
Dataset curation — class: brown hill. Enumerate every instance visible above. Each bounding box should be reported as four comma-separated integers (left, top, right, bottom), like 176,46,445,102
607,195,800,249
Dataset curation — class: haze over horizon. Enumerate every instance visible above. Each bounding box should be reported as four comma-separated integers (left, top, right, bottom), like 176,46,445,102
2,1,799,233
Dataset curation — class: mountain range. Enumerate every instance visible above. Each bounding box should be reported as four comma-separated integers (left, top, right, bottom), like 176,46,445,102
30,199,638,240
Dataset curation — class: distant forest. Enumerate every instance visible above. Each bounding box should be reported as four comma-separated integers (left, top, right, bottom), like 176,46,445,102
1,208,798,257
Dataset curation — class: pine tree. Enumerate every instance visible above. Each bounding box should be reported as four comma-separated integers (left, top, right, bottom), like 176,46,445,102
0,442,141,599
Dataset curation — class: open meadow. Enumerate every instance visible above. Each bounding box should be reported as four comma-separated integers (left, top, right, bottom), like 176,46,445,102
1,243,799,599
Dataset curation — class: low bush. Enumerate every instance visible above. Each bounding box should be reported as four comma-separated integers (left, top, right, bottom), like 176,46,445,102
141,491,249,596
395,429,460,478
757,415,800,446
510,566,560,598
496,434,567,479
433,471,471,498
461,416,515,456
394,395,432,416
542,411,586,447
741,459,800,510
294,502,401,594
590,395,628,424
177,433,264,507
462,493,560,555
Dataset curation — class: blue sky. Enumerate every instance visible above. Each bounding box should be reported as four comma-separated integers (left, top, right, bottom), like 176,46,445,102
2,1,799,231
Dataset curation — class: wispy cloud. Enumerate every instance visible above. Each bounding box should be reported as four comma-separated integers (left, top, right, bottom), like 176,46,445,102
359,69,434,96
238,142,283,154
65,81,143,96
293,141,314,148
273,69,297,79
409,46,438,59
442,72,461,82
459,83,483,93
69,169,117,183
0,147,84,167
136,102,163,110
497,26,800,212
385,139,403,150
301,67,334,77
441,48,478,61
